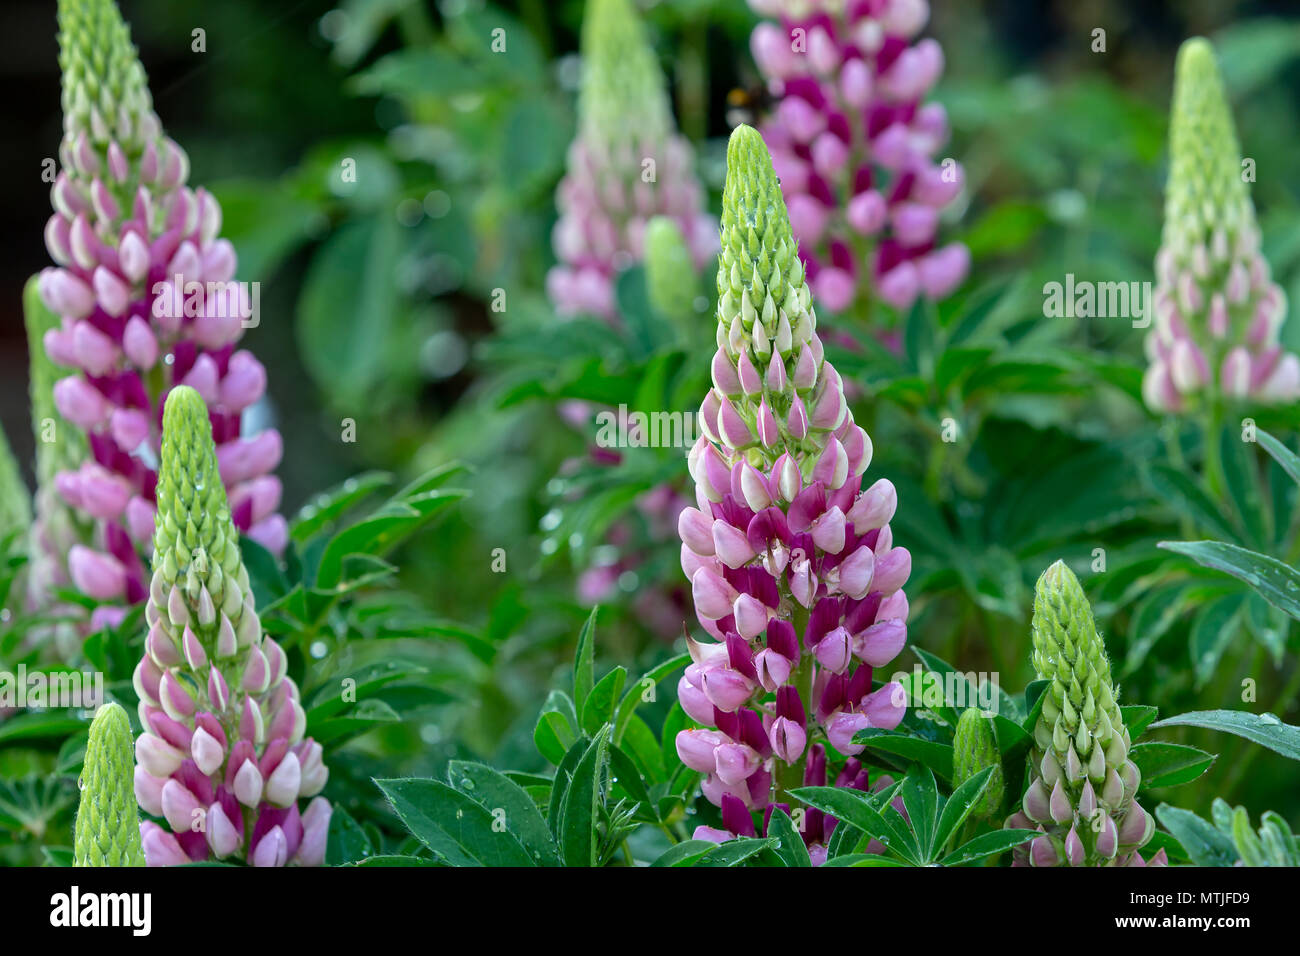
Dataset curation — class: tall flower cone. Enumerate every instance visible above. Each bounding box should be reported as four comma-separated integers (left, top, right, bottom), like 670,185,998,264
1144,37,1300,411
24,275,97,648
133,387,328,866
74,701,146,866
546,0,715,321
952,707,1003,818
1004,561,1167,867
644,215,700,331
746,0,968,317
677,125,911,863
39,0,285,624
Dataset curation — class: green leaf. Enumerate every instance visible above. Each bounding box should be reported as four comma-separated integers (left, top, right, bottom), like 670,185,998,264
534,690,579,767
697,837,778,867
547,737,587,841
852,728,955,781
934,766,996,852
1158,540,1300,622
1120,705,1160,738
791,786,919,865
1189,594,1245,687
941,829,1038,867
580,666,626,735
765,809,811,867
1147,465,1239,542
1122,582,1193,675
560,726,611,867
291,471,393,544
1155,804,1239,866
297,216,404,407
900,766,940,859
1130,742,1215,788
1150,709,1300,761
612,652,689,744
651,840,717,867
1256,428,1300,486
572,607,598,719
374,777,535,866
446,761,560,866
325,806,374,865
1220,427,1268,548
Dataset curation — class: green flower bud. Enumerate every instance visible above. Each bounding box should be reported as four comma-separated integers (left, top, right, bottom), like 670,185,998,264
644,215,699,329
715,125,854,474
1164,38,1251,254
579,0,673,148
74,701,146,866
1008,561,1158,866
953,707,1004,818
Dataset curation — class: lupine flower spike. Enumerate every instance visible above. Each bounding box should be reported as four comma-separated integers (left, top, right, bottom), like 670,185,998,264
75,701,146,866
1004,561,1167,867
1143,37,1300,412
952,707,1003,819
133,386,329,866
39,0,286,622
676,125,911,863
546,0,716,320
24,276,97,650
747,0,968,315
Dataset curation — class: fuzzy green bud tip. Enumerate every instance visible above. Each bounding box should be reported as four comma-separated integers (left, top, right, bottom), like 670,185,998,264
644,216,698,323
1166,36,1248,235
74,702,145,866
579,0,671,143
953,707,1004,818
57,0,153,135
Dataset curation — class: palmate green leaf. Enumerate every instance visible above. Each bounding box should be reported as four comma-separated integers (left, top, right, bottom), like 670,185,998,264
913,646,1024,722
900,766,940,859
314,491,466,591
651,839,716,866
1159,539,1300,623
765,809,812,867
560,726,612,867
1155,804,1240,866
1150,709,1300,761
290,471,394,544
942,829,1038,867
374,778,536,866
791,786,920,865
447,761,560,866
852,728,955,782
1129,742,1215,788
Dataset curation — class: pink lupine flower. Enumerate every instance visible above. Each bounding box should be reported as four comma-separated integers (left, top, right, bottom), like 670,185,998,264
546,0,715,322
674,126,911,861
747,0,968,318
38,0,285,615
